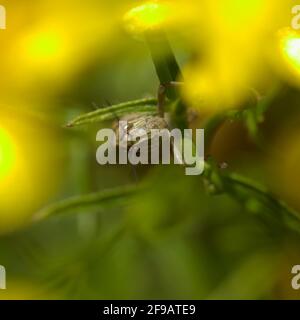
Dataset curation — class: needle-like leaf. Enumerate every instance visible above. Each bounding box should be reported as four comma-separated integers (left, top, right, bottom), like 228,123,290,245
33,185,138,222
66,98,157,127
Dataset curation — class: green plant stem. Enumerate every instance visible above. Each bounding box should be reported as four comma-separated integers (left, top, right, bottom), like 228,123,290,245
32,185,138,222
146,30,300,235
145,30,188,130
145,30,182,97
224,173,300,234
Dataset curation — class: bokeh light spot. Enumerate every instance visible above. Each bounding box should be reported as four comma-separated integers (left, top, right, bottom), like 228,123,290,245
18,28,73,78
25,31,63,62
282,36,300,71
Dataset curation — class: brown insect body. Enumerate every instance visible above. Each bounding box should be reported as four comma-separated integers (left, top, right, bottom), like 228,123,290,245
113,113,169,148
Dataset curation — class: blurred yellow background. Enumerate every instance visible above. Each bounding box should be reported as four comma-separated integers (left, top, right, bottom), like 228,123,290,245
0,0,300,300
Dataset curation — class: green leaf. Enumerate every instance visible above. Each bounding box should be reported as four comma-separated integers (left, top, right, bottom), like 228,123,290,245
32,185,138,222
66,98,157,127
223,173,300,234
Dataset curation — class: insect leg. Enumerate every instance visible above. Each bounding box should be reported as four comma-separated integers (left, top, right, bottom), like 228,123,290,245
157,81,184,117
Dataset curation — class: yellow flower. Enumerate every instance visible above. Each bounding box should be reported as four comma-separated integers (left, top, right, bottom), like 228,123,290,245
124,1,172,35
0,106,66,234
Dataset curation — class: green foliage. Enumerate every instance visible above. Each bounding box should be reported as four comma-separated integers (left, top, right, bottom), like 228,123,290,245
67,99,157,127
1,23,300,301
33,185,138,222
